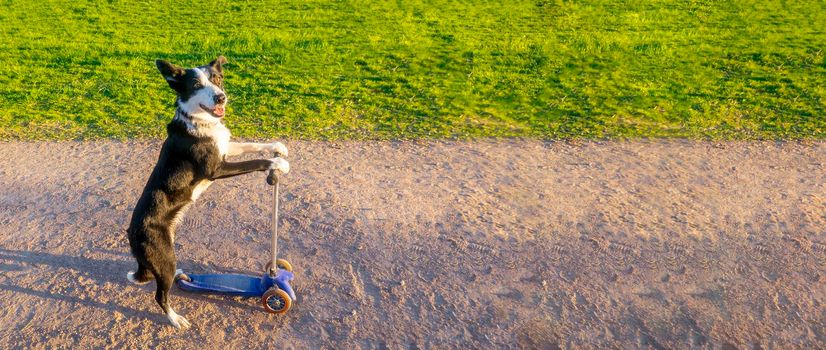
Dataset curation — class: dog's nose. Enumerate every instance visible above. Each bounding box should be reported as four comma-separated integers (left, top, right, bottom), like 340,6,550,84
214,94,226,104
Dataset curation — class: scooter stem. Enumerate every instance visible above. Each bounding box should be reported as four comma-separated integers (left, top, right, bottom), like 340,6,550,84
267,169,279,276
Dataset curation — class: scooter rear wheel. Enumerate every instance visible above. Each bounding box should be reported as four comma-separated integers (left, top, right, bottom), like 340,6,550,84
174,272,191,283
262,288,291,314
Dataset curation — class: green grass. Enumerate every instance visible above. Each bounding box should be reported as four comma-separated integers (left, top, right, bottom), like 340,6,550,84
0,0,824,140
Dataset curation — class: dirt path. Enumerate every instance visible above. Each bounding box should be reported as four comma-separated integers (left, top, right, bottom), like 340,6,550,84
0,140,823,349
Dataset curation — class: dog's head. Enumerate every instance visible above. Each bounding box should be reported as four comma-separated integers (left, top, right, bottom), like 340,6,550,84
155,56,228,121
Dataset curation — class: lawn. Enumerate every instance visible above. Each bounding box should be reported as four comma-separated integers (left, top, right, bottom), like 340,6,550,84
0,0,824,140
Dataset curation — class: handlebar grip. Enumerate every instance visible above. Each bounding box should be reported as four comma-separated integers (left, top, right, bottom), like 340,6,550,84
266,169,278,186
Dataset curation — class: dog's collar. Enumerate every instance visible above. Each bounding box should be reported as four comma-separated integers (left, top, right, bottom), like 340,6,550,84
174,108,223,137
176,108,222,124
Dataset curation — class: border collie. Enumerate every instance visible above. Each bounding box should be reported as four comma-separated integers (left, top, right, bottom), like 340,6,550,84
126,56,289,329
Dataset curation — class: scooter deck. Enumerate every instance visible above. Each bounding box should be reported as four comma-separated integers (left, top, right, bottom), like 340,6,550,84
176,270,296,300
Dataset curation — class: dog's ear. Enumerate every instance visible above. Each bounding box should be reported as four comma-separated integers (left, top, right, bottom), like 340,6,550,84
155,59,185,89
209,56,227,73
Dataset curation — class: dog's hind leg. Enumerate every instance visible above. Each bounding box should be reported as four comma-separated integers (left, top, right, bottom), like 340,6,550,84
153,262,191,329
127,263,154,285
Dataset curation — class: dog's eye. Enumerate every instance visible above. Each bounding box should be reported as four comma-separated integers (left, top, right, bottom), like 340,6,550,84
193,82,203,88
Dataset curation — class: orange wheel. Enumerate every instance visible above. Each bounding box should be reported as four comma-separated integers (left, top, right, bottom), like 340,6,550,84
262,288,291,314
174,272,191,282
265,259,293,273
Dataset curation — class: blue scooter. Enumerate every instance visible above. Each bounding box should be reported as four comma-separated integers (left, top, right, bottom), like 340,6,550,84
175,169,296,314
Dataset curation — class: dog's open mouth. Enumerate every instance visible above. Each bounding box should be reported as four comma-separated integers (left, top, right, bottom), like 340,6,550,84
200,104,226,118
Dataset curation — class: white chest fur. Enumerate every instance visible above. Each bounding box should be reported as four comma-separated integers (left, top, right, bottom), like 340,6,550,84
191,180,214,201
211,123,231,156
180,115,232,157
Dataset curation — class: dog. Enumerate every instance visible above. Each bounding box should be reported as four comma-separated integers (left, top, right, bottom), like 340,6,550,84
126,56,289,329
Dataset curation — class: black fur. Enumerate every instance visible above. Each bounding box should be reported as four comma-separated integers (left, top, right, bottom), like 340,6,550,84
127,57,272,323
155,57,225,103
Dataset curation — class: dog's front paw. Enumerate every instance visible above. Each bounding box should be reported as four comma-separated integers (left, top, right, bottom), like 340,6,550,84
268,157,290,174
267,142,288,157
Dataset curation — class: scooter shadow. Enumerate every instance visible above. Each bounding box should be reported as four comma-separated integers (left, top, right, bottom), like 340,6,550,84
0,247,262,325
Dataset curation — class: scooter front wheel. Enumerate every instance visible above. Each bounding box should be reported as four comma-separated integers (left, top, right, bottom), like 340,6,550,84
262,288,291,314
265,258,294,273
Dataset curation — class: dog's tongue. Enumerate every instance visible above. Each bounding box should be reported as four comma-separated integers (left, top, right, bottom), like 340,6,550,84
214,105,225,117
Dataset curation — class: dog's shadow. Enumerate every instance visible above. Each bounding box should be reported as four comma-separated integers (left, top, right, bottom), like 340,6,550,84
0,247,260,326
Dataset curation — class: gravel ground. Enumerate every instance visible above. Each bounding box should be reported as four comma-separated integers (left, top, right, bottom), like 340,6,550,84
0,140,823,349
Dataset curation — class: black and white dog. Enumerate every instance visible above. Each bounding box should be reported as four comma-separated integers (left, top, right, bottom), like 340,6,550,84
126,56,289,329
